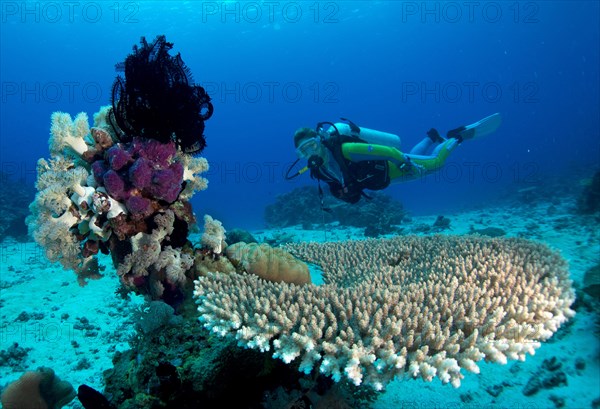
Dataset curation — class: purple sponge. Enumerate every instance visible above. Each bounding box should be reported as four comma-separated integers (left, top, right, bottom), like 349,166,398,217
150,168,182,203
126,196,153,217
129,158,153,189
103,170,126,200
92,160,108,185
133,139,176,167
107,145,132,171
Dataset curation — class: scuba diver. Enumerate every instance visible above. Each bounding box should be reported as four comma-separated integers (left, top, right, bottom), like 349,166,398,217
286,113,502,204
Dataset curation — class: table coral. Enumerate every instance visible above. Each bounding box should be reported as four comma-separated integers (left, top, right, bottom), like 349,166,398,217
194,235,575,390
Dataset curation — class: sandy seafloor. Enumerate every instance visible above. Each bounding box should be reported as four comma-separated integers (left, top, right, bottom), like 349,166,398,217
1,197,599,409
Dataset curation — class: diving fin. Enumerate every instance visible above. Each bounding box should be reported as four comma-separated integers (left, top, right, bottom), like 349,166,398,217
447,113,502,142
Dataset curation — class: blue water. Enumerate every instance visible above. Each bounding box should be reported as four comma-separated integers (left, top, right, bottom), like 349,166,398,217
1,1,598,229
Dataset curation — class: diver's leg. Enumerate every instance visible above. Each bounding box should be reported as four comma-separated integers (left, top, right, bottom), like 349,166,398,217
342,143,407,167
410,138,434,155
342,141,459,183
407,139,459,174
342,142,420,182
431,140,450,156
410,128,446,155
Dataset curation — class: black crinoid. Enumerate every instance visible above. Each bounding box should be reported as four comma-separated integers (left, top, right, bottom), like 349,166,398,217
109,35,214,154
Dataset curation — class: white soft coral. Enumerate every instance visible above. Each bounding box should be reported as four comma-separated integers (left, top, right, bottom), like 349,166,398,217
201,214,226,254
178,154,209,199
154,246,194,285
49,112,91,157
30,208,81,269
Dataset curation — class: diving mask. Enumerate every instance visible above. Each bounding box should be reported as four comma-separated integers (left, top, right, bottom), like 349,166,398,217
296,137,321,159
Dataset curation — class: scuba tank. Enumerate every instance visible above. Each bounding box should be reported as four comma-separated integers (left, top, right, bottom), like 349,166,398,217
326,119,402,150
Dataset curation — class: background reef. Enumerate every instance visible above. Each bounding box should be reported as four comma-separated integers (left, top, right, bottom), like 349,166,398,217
0,173,34,242
265,186,407,237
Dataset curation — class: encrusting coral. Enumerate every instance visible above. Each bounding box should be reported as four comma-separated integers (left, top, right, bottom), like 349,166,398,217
192,216,312,286
28,102,313,302
225,242,311,285
194,235,575,390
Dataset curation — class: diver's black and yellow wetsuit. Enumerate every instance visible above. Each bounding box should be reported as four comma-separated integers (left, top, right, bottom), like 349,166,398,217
303,114,501,203
341,139,457,180
310,125,458,203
